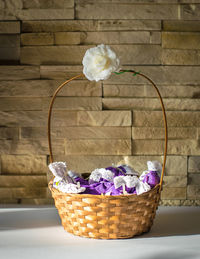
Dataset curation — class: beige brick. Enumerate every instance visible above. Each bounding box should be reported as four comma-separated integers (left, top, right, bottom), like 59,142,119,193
130,110,165,128
181,4,200,20
133,111,200,127
46,97,102,111
20,198,54,205
0,110,78,127
21,45,161,65
0,21,20,34
4,0,23,9
76,0,174,3
188,156,200,173
161,199,200,206
0,187,48,199
164,156,187,176
40,65,200,85
132,139,200,156
0,199,18,204
163,20,200,32
22,20,98,32
103,98,200,111
40,65,83,79
77,31,151,45
150,31,161,44
21,33,54,46
103,84,200,98
76,3,178,19
15,9,74,20
163,176,187,187
21,126,131,139
65,139,131,155
162,49,200,65
51,155,187,178
54,32,82,45
22,19,161,32
0,35,20,47
57,80,102,97
162,32,200,49
103,84,146,97
20,46,91,65
82,32,119,44
112,45,161,65
0,0,5,9
107,65,200,86
161,187,186,199
117,155,162,174
0,8,17,20
181,200,200,206
168,140,200,155
0,175,47,187
188,173,200,185
0,127,18,139
77,111,131,126
0,47,20,63
51,155,161,173
0,80,59,97
187,185,200,199
0,66,40,80
0,97,44,111
0,97,102,111
132,127,197,140
121,31,152,44
153,85,200,99
0,80,101,97
1,155,47,174
0,139,64,155
23,0,74,8
159,199,181,206
132,140,164,155
97,20,161,31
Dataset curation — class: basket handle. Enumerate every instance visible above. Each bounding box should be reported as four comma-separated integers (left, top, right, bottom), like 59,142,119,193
47,70,168,192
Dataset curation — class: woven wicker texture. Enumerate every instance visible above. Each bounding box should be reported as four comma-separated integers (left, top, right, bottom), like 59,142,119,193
47,70,168,239
49,182,160,239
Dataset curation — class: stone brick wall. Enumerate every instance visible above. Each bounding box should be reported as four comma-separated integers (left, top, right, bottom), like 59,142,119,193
0,0,200,205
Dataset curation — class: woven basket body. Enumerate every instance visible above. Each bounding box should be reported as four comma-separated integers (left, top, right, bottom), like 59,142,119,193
47,70,168,239
49,182,160,239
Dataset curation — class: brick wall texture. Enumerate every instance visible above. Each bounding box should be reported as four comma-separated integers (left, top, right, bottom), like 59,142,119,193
0,0,200,205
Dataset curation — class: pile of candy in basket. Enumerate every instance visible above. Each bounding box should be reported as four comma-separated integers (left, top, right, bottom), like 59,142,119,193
49,160,162,196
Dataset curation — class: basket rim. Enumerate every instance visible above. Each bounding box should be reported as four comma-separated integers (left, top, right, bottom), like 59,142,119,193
48,180,160,199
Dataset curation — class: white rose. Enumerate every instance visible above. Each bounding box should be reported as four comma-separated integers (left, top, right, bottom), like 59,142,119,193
82,44,120,82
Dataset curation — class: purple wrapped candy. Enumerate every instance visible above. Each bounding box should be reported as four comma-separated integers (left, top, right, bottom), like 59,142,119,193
106,184,136,195
117,166,127,174
83,182,100,195
83,181,113,195
118,165,139,176
106,166,125,177
95,181,113,194
142,171,160,188
74,176,89,186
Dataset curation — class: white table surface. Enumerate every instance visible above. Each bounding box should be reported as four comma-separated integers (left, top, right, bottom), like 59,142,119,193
0,206,200,259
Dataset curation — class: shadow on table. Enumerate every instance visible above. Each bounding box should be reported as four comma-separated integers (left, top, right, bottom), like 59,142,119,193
0,208,61,231
1,206,200,237
139,251,198,259
139,207,200,238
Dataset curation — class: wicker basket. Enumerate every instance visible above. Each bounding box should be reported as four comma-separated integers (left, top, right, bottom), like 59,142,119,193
48,70,168,239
